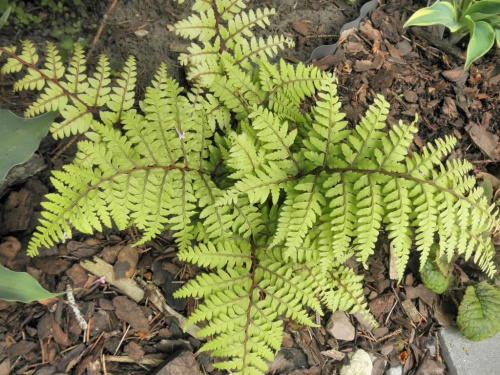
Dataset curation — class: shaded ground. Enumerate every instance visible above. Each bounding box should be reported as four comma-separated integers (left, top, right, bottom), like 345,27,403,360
1,0,499,374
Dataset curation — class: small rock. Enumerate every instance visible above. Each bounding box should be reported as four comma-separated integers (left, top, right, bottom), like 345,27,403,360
339,349,372,375
403,90,418,103
0,154,45,197
326,311,355,341
134,29,149,38
385,365,403,375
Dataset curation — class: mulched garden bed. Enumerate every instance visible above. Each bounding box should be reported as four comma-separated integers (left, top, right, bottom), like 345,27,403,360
1,0,499,374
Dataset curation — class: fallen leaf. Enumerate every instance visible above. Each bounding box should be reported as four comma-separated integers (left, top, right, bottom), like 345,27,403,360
291,20,315,37
466,123,500,161
113,296,149,332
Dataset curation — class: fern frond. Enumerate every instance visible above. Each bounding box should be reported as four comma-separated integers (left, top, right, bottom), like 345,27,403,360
173,9,217,42
100,56,137,125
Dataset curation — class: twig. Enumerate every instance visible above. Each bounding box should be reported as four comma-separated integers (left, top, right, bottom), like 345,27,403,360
86,0,119,59
114,324,130,355
105,355,164,366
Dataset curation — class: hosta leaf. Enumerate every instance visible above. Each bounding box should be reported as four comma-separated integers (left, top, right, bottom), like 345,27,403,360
464,18,495,69
0,109,58,181
457,282,500,341
404,1,461,31
465,0,500,16
0,6,10,29
0,264,64,302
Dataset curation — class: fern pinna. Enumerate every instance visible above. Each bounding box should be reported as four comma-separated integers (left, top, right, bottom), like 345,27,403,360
1,0,499,373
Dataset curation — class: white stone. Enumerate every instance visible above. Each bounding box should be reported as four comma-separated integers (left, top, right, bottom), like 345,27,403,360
339,349,372,375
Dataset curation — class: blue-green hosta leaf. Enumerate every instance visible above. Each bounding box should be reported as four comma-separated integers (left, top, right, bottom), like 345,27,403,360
404,1,461,32
0,264,64,302
0,109,58,181
465,0,500,17
464,18,495,69
457,281,500,341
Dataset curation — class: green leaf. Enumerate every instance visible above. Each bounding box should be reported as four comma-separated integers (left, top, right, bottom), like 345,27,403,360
420,246,453,294
0,109,58,181
0,264,64,302
464,18,495,69
457,281,500,341
0,5,10,29
465,0,500,16
404,1,461,31
496,28,500,47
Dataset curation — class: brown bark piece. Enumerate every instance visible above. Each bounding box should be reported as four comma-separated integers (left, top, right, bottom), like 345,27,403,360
124,341,145,362
113,245,139,279
112,296,149,332
67,264,89,288
0,237,21,260
2,189,35,233
153,351,203,375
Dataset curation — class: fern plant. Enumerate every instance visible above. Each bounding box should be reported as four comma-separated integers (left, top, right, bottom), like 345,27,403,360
1,0,499,373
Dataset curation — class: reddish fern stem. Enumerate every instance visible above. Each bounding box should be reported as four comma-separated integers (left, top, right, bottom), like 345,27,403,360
0,46,99,115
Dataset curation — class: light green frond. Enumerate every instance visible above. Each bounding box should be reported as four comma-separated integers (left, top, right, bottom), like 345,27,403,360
173,9,217,41
272,175,324,261
234,35,293,70
101,56,137,125
221,8,276,49
62,45,88,95
218,162,290,206
249,105,298,173
41,42,65,80
80,54,111,107
343,94,389,167
303,75,349,168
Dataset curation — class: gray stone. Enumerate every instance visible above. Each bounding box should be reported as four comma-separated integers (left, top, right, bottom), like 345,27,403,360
439,326,500,375
326,311,355,341
0,154,45,197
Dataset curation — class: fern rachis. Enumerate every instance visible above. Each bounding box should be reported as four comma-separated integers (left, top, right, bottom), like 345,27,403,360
2,0,499,374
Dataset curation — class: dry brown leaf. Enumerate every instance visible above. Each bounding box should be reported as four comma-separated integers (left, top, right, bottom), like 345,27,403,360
466,123,500,161
113,296,149,332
